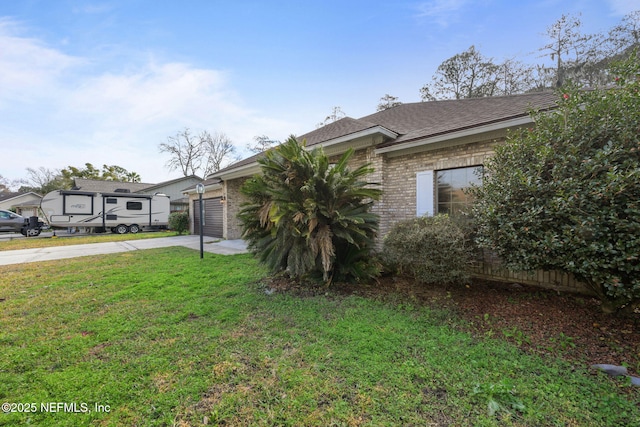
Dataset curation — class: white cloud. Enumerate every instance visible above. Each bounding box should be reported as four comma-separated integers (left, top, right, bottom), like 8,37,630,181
414,0,470,26
64,62,235,127
0,18,294,184
0,19,83,106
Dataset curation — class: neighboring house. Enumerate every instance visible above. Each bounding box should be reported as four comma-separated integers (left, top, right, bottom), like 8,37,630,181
185,92,590,294
73,176,201,213
139,175,201,213
0,192,42,217
73,178,155,193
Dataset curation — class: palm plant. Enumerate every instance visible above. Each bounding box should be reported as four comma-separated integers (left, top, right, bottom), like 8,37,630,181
239,136,381,284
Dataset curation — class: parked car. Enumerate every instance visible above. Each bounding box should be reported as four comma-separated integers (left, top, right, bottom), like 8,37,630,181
0,209,44,236
0,209,26,233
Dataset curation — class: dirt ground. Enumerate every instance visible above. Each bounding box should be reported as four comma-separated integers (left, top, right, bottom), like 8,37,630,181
267,275,640,377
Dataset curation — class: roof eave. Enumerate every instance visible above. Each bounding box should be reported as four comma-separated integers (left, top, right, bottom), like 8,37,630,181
212,162,262,181
313,125,398,150
214,126,398,181
374,116,534,155
183,182,223,195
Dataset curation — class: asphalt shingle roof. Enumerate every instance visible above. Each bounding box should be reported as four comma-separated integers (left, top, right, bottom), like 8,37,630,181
298,117,381,147
73,179,155,193
371,91,558,148
214,91,559,177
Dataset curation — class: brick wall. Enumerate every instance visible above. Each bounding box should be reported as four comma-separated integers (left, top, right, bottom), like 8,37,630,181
220,139,594,297
371,139,593,296
377,139,497,238
224,177,249,239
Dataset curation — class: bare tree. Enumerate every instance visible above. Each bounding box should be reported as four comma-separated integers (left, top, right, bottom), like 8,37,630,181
247,135,278,154
0,174,10,193
495,58,537,95
316,106,346,128
200,131,237,176
21,167,63,194
377,94,402,111
538,13,594,87
528,64,557,92
609,10,640,54
159,128,204,176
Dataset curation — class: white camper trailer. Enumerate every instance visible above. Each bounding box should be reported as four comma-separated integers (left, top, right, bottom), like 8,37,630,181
41,190,170,234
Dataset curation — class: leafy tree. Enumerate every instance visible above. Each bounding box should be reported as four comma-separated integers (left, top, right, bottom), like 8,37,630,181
420,46,501,100
59,163,141,188
377,94,402,111
239,136,381,284
470,52,640,313
125,171,141,183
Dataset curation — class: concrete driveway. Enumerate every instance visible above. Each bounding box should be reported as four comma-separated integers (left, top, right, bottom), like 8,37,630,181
0,235,248,266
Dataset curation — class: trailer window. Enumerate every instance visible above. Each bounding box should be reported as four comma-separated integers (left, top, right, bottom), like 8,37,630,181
106,198,117,204
126,201,143,210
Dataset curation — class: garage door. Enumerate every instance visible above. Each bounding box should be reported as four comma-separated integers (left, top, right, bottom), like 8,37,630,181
193,197,223,237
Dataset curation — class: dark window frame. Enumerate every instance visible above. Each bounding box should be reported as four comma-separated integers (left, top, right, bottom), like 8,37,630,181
436,165,483,215
126,201,143,211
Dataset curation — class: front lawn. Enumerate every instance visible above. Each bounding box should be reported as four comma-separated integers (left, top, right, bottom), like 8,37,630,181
0,248,637,426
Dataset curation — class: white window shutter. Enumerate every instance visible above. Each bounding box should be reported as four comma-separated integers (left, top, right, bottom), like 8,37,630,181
416,170,434,217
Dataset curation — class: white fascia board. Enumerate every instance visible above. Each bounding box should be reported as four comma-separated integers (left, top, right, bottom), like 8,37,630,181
215,126,398,180
318,126,398,150
183,182,223,195
374,116,533,155
213,163,262,181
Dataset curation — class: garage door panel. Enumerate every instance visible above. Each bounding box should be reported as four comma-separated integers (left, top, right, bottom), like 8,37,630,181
193,197,223,237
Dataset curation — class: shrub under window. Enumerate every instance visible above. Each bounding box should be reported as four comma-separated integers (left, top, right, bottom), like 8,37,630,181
383,214,473,285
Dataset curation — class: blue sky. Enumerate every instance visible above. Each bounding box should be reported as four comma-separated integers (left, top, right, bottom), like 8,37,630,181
1,0,639,186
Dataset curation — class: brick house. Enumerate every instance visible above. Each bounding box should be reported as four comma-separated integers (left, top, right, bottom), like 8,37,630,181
185,91,592,293
188,91,557,239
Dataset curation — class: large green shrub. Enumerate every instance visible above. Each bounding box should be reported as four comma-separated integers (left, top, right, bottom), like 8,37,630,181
470,52,640,312
238,136,382,284
383,215,473,285
168,211,189,235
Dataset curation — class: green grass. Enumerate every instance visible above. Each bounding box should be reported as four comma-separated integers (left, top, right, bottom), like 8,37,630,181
0,231,179,251
0,248,637,426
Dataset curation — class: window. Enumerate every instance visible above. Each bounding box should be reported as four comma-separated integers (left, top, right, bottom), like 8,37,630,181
436,166,482,215
106,198,117,204
416,165,482,216
126,201,143,210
